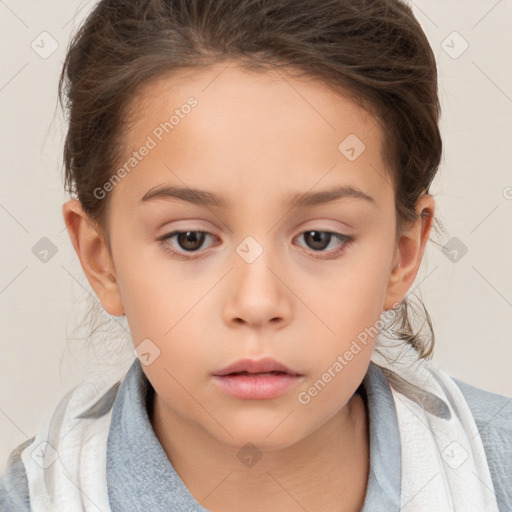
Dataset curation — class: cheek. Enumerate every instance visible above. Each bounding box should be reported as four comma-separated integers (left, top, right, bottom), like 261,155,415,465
306,256,390,339
113,244,197,334
293,323,373,434
115,261,216,380
298,253,391,384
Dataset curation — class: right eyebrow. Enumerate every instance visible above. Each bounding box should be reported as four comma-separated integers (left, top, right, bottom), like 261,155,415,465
140,184,230,207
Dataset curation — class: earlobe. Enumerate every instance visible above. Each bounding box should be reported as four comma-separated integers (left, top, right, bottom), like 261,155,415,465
62,199,125,317
383,194,435,311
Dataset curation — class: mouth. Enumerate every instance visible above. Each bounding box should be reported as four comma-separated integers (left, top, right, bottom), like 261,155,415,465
212,357,303,400
213,357,302,377
222,370,290,376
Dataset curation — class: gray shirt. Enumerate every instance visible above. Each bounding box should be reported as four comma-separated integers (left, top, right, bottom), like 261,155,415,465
1,358,511,511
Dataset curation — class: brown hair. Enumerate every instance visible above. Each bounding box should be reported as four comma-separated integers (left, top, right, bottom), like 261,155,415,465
59,0,444,360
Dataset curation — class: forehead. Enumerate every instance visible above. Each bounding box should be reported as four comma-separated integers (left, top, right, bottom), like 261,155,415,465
114,62,393,209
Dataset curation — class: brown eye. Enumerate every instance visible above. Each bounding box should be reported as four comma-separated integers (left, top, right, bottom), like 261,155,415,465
295,230,354,259
175,231,206,251
303,231,331,251
159,230,214,256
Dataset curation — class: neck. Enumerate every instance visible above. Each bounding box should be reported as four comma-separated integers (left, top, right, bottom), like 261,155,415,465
150,388,370,512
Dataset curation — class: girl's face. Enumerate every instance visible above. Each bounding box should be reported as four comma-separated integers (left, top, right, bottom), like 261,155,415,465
88,63,430,450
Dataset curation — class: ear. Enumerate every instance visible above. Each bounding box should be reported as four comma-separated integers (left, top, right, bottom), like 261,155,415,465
383,194,435,311
62,199,125,317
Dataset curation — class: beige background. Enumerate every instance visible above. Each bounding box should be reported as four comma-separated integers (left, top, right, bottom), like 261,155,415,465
1,0,511,469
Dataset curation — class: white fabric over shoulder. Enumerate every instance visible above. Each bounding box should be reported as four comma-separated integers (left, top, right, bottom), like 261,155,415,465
20,376,115,512
372,338,500,511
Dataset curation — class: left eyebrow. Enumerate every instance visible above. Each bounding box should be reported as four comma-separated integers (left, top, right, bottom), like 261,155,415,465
140,184,377,209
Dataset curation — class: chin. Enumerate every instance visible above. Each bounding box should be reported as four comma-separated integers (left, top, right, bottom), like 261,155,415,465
210,419,305,452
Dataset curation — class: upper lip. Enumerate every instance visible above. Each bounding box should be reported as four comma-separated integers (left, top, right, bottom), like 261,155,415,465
213,357,302,376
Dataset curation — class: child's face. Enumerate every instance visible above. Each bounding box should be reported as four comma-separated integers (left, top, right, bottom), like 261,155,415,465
90,63,425,449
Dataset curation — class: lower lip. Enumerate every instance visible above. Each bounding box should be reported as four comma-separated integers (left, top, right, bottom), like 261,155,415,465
212,373,303,400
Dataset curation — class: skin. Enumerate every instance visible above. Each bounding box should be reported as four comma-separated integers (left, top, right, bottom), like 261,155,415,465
63,62,434,512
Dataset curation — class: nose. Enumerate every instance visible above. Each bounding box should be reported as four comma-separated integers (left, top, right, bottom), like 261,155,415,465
222,242,292,329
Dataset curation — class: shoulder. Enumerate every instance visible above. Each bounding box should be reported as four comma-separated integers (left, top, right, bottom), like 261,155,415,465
451,376,512,511
452,376,512,436
0,437,33,511
0,377,121,512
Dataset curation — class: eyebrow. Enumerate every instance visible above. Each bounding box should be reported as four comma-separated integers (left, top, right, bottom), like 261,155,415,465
140,184,377,209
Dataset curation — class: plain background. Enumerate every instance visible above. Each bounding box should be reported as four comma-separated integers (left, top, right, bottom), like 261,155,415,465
1,0,511,468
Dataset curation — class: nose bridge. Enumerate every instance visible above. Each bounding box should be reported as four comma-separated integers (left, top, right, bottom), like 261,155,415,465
234,233,278,293
224,232,291,326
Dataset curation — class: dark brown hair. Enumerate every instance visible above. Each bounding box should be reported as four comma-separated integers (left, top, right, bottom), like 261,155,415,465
59,0,444,359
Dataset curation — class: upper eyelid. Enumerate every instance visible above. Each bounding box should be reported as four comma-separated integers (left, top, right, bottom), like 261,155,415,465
160,227,349,238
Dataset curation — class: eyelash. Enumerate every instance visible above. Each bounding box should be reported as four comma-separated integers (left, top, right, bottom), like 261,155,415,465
157,229,354,260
